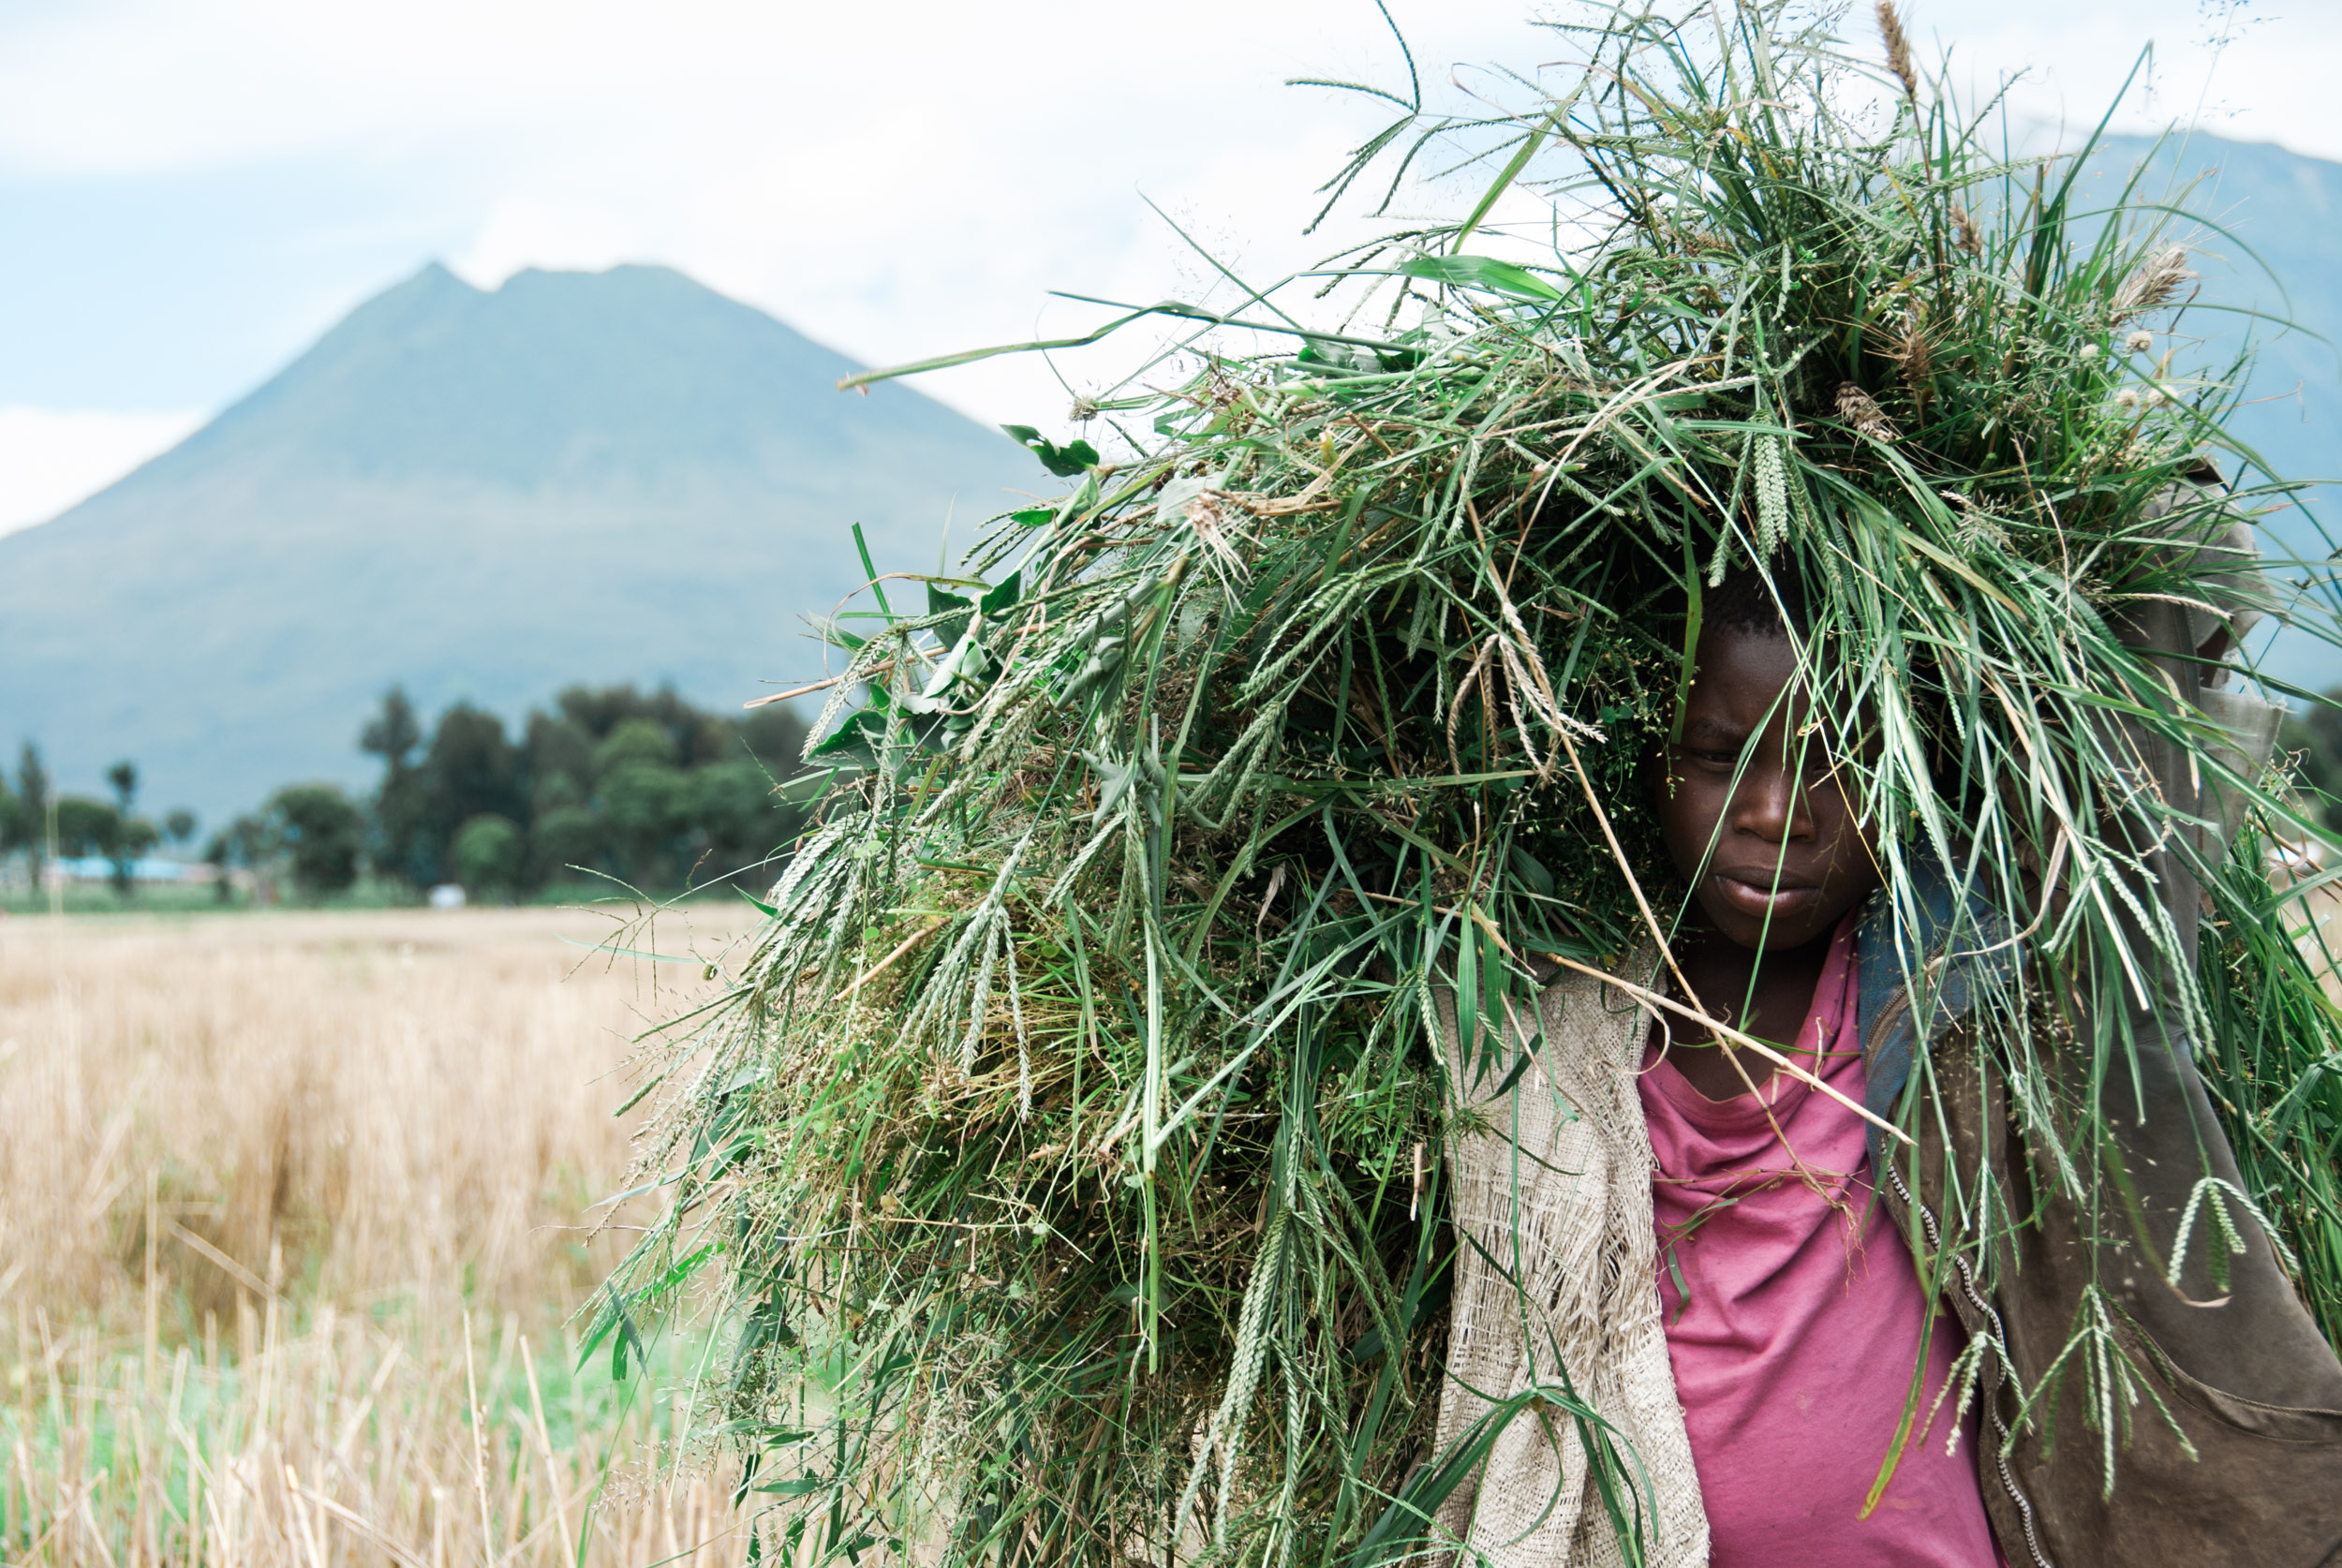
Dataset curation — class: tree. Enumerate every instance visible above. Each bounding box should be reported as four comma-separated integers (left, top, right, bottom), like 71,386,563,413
99,762,151,895
17,743,48,886
205,814,280,904
164,808,198,848
111,817,159,896
53,797,120,858
739,703,810,772
690,761,795,873
269,784,364,901
356,685,811,895
2284,693,2342,836
595,717,678,775
362,688,434,886
556,684,729,766
417,704,523,880
525,712,597,798
601,760,690,887
529,804,605,885
359,688,422,768
53,794,139,894
452,813,525,898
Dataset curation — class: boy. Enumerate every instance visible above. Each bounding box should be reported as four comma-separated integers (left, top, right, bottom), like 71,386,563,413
1432,569,2342,1567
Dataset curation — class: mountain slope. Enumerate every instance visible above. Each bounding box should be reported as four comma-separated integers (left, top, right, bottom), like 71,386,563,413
0,263,1035,820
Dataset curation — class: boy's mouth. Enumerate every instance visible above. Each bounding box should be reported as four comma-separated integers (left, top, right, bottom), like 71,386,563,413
1710,871,1821,921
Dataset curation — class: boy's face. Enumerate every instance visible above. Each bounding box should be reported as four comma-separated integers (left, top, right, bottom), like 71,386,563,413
1654,623,1879,952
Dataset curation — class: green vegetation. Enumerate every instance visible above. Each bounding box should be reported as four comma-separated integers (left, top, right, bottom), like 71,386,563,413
3,684,808,911
351,683,809,898
600,4,2342,1565
2283,694,2342,836
0,745,197,902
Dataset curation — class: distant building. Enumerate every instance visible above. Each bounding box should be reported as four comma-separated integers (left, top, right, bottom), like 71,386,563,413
41,856,219,886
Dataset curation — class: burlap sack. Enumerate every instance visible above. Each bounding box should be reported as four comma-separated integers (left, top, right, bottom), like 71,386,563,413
1431,957,1708,1567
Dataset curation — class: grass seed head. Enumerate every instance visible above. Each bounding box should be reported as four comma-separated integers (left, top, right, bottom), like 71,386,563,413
2113,244,2194,320
1835,380,1900,441
1950,200,1984,256
1876,0,1919,100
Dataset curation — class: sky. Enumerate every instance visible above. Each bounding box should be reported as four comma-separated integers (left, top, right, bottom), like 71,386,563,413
0,0,2330,537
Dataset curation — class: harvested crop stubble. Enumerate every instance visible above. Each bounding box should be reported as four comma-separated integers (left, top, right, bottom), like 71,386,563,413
0,907,757,1566
604,5,2342,1565
0,909,711,1320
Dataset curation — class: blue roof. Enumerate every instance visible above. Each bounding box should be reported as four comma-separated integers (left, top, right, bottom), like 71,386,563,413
52,855,205,880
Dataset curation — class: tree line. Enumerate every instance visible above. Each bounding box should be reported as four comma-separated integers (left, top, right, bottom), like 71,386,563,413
0,750,200,894
349,683,810,897
1,683,808,903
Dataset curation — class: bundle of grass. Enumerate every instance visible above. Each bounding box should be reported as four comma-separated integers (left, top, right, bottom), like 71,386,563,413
600,4,2342,1563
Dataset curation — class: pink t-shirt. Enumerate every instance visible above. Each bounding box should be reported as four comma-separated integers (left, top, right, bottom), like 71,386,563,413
1638,916,2002,1567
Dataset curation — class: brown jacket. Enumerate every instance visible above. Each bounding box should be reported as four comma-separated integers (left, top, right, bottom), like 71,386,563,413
1863,588,2342,1567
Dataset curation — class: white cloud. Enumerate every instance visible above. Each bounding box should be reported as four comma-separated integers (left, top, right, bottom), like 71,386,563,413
0,407,205,539
0,1,1536,439
0,0,2330,452
1916,1,2342,156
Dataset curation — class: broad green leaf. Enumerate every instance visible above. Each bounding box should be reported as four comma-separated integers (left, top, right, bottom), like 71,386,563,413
1399,254,1564,301
1001,423,1102,477
754,1476,828,1497
926,584,975,650
978,571,1022,617
808,709,885,770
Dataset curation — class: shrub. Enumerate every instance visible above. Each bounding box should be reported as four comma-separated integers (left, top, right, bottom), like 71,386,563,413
452,812,526,897
268,784,364,900
594,718,677,776
529,803,606,885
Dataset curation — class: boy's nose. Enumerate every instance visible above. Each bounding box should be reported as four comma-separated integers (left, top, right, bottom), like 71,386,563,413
1734,763,1813,843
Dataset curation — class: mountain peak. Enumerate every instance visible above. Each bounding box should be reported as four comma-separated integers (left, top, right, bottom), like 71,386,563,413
495,260,680,289
374,258,480,309
113,260,985,498
0,261,1030,818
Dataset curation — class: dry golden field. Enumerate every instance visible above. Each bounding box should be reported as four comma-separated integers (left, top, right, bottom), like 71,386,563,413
0,904,756,1567
11,878,2335,1568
